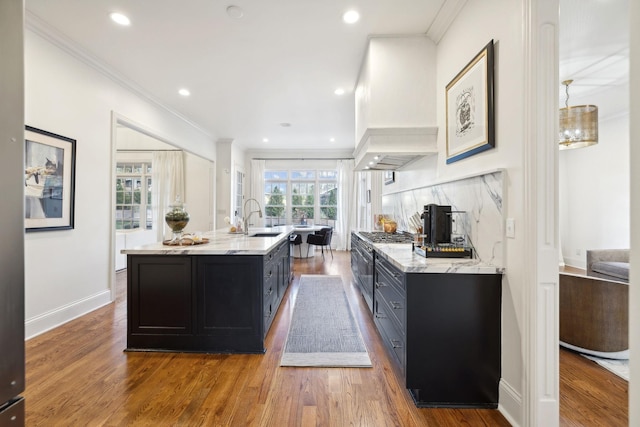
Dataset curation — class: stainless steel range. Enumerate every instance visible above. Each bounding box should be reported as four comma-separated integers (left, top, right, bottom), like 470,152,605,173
359,231,414,244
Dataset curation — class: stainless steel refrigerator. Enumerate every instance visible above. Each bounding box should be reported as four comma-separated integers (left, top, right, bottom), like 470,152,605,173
0,1,26,425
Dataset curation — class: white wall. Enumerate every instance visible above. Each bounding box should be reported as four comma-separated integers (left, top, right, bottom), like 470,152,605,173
184,152,215,233
24,29,214,338
387,1,526,423
215,139,233,229
559,112,630,268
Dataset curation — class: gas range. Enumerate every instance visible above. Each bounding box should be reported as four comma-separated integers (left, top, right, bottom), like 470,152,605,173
359,231,414,244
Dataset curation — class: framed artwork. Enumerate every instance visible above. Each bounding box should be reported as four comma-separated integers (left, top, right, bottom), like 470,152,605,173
24,126,76,232
445,40,495,164
384,171,395,185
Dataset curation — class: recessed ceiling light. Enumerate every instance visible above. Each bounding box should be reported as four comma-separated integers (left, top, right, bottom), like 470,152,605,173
263,138,269,143
330,137,335,142
178,88,190,96
334,88,345,96
110,12,131,26
280,122,291,127
226,5,244,19
342,10,360,24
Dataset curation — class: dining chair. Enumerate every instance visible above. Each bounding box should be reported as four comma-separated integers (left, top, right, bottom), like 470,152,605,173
306,227,333,259
289,233,302,258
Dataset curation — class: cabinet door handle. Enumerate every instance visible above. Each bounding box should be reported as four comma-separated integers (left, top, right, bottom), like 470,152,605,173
390,339,403,349
390,301,403,310
375,312,387,319
375,281,387,289
266,287,273,296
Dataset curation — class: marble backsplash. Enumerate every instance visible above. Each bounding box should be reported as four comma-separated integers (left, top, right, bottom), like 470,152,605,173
381,169,504,267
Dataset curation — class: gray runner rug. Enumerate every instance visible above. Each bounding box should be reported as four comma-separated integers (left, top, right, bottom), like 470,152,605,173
280,274,372,367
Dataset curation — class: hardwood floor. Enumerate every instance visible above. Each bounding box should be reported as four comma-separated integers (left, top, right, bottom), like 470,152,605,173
23,251,626,426
559,348,628,426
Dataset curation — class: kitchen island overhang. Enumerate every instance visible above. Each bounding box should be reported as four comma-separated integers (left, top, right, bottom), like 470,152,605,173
121,226,294,354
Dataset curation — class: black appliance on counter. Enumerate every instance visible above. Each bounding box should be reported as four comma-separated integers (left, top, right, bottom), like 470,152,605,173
419,204,472,258
421,204,452,244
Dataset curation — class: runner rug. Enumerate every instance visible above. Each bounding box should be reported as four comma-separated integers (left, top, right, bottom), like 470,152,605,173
280,274,372,367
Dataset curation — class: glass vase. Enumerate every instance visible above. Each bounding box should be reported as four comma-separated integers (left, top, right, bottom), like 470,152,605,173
165,195,190,243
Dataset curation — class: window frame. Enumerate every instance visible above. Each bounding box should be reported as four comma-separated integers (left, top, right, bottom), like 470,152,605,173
264,168,338,227
115,161,153,231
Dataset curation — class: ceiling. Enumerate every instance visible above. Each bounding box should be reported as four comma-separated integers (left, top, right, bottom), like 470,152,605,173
25,0,448,152
25,0,629,153
559,0,629,116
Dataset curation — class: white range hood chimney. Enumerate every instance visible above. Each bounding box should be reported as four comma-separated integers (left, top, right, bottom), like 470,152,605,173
353,36,438,171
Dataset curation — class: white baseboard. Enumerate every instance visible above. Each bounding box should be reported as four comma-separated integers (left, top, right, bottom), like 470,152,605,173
25,290,113,339
499,378,522,427
562,255,585,270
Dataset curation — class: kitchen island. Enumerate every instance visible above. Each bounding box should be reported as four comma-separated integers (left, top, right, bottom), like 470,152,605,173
351,231,504,409
121,226,294,354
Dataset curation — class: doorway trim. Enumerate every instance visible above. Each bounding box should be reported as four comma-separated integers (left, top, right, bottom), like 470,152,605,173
521,1,560,426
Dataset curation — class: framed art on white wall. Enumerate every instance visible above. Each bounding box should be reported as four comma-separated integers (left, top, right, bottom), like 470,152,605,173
24,126,76,232
445,40,495,164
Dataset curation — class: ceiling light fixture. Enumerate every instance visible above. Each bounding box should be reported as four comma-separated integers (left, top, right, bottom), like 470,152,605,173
178,88,190,96
329,137,335,142
110,12,131,26
280,122,291,127
226,5,244,19
342,10,360,24
263,138,269,143
559,79,598,150
334,88,345,96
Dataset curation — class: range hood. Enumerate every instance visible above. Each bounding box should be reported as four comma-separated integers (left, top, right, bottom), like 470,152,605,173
353,126,438,171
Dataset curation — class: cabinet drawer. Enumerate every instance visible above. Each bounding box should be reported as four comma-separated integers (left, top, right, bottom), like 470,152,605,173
375,254,404,290
374,298,406,373
264,262,277,282
263,286,278,337
263,274,277,301
375,276,405,331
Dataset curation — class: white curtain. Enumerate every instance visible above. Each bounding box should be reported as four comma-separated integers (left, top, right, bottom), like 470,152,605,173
337,159,356,250
152,151,185,241
250,159,265,227
370,170,384,223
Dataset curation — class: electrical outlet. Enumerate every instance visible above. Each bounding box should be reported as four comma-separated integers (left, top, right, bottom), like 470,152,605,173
506,218,515,239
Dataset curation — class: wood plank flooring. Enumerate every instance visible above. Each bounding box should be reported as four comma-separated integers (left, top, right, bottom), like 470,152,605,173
23,251,627,426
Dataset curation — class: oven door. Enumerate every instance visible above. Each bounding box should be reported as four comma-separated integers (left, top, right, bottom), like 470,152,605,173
354,242,374,313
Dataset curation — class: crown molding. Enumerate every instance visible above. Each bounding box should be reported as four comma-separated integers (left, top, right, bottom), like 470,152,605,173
426,0,468,44
25,10,212,139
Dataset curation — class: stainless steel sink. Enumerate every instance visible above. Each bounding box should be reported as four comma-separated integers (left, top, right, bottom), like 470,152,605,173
250,232,281,237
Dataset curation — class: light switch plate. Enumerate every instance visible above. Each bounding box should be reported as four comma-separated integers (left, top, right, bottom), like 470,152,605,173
506,218,515,238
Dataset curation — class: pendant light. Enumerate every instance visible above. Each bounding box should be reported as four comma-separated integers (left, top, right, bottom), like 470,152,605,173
559,79,598,150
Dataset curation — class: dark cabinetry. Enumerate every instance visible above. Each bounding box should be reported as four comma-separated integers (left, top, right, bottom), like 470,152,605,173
373,254,406,373
350,232,374,312
372,251,502,408
127,241,290,353
263,240,291,335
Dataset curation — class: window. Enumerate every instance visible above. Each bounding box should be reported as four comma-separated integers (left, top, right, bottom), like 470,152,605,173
263,168,337,227
264,171,287,225
115,162,152,230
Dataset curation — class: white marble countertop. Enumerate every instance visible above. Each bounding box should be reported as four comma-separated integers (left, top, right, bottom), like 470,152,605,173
121,226,295,255
355,232,504,275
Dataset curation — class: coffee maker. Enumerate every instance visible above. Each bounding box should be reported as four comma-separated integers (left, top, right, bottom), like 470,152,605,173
421,204,452,245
